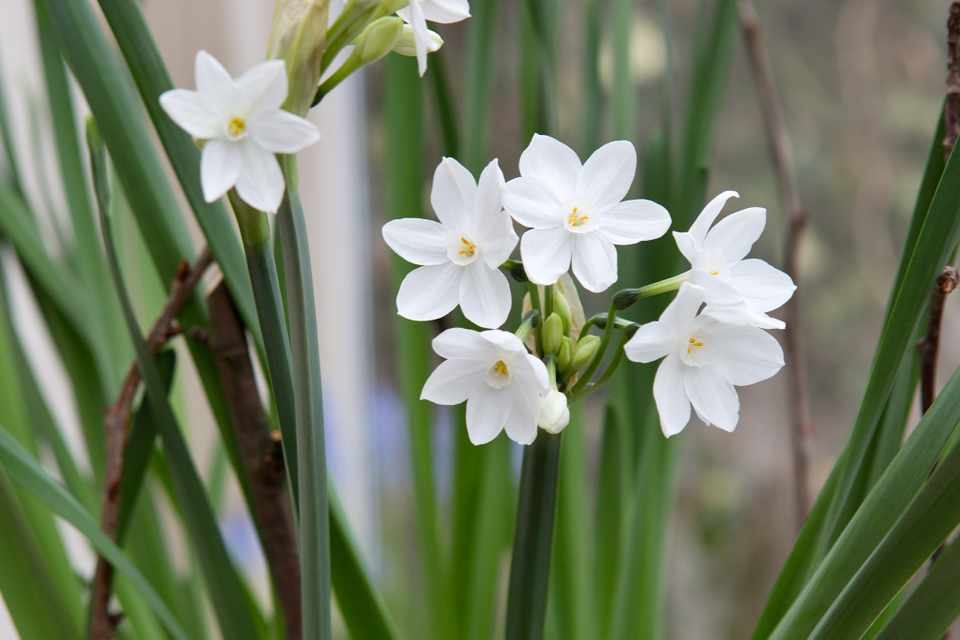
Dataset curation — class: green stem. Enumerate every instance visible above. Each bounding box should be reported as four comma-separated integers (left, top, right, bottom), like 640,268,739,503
612,272,688,311
505,432,563,640
590,328,635,390
567,302,617,398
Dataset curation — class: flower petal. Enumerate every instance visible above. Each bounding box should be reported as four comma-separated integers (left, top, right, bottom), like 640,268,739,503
430,157,476,230
653,355,691,437
420,358,485,405
504,385,540,445
200,140,241,202
459,262,512,329
659,282,704,328
405,1,430,76
688,269,743,306
703,303,786,330
195,50,233,96
396,263,461,321
518,134,581,203
672,231,700,266
475,159,506,226
235,59,288,115
520,227,573,286
432,328,496,361
683,365,740,432
689,190,739,244
249,110,320,153
382,218,449,266
502,177,565,229
701,323,784,386
478,213,518,269
234,143,285,213
480,329,527,354
159,89,222,139
599,199,671,245
624,320,674,363
704,207,766,263
466,385,511,445
577,140,636,210
571,233,617,293
728,258,796,312
418,0,471,23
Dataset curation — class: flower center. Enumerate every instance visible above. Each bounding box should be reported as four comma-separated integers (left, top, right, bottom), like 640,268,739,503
567,207,590,228
226,116,247,140
486,359,512,389
686,336,705,355
458,235,477,258
708,270,720,276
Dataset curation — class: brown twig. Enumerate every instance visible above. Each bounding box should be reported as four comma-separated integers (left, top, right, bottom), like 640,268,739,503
920,268,959,414
944,2,960,159
207,281,301,639
738,0,814,530
89,247,213,640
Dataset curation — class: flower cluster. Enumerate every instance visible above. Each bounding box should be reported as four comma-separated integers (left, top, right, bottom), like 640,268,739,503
384,135,796,444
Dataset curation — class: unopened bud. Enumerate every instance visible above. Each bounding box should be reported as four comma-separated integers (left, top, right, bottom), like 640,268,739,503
393,24,443,57
538,389,570,435
571,335,601,371
556,337,573,372
613,288,642,311
354,17,404,65
542,313,563,355
552,288,572,335
268,0,330,115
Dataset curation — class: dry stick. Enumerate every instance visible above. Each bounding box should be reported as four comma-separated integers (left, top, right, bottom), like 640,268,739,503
89,247,213,640
738,0,814,530
206,281,301,640
920,268,960,415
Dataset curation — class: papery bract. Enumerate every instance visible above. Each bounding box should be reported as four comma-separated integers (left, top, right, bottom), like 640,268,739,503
624,283,785,437
382,157,518,328
159,51,320,213
397,0,470,75
673,191,796,329
421,328,549,445
503,134,671,292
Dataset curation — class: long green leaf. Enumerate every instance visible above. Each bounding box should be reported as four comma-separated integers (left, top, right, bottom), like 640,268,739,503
877,538,960,640
594,405,628,640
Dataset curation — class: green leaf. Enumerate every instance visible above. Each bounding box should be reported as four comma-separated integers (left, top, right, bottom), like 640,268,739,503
594,405,628,640
462,0,500,169
877,538,960,640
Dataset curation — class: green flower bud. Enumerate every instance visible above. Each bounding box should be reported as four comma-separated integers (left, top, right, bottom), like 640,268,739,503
571,335,601,371
392,24,443,57
353,17,404,65
556,337,573,372
542,313,563,355
552,288,572,335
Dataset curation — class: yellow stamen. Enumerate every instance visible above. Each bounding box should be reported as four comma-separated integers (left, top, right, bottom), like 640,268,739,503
687,337,705,354
458,235,477,258
493,360,509,376
227,116,247,138
709,270,720,276
567,206,590,228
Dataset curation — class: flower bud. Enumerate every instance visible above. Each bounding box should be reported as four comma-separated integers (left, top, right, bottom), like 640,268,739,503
552,288,572,335
268,0,330,115
613,288,642,310
354,17,404,65
538,389,570,435
542,313,563,355
392,24,443,57
556,337,573,372
571,335,601,371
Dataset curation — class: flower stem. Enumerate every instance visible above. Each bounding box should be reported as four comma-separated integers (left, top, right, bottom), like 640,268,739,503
612,272,688,311
505,432,563,640
567,301,617,398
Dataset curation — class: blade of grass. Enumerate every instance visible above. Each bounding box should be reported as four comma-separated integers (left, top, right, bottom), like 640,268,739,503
580,0,603,152
594,405,628,640
0,61,26,197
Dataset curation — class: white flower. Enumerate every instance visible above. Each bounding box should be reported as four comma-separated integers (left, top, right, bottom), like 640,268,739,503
502,134,671,293
393,24,444,58
623,283,785,437
382,158,518,328
421,328,549,445
537,389,570,435
397,0,470,76
673,191,796,329
159,51,320,213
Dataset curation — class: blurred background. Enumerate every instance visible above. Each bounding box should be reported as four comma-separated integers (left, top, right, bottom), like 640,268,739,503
0,1,956,638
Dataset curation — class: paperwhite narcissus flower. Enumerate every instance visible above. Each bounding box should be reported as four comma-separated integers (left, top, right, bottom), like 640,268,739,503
538,389,570,435
397,0,470,76
673,191,796,329
421,328,549,445
382,158,518,328
159,51,320,213
502,134,671,293
623,283,785,437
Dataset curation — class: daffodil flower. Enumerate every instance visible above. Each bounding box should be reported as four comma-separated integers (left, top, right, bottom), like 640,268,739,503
624,283,785,437
537,389,570,435
673,191,796,329
159,51,320,213
502,134,671,293
397,0,470,76
421,328,549,445
382,158,518,329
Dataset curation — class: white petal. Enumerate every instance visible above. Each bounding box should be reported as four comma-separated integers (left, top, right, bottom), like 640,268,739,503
159,89,222,139
514,353,550,393
502,177,565,229
688,269,743,306
571,233,617,293
683,366,740,432
728,259,797,312
599,199,671,245
249,110,320,154
704,207,766,263
396,263,461,321
382,218,449,266
234,143,285,213
689,190,739,244
653,355,691,437
701,323,784,386
459,262,512,329
478,213,518,269
430,157,476,231
520,227,573,286
518,134,581,203
421,359,485,405
419,0,471,23
195,50,233,96
235,59,288,115
624,320,673,363
466,385,511,445
480,329,527,354
659,282,705,328
200,140,240,202
703,303,785,330
504,386,540,445
475,159,505,223
576,140,636,210
432,328,496,361
407,1,430,76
